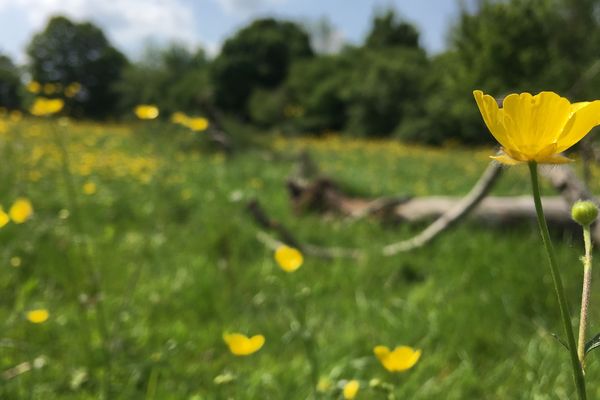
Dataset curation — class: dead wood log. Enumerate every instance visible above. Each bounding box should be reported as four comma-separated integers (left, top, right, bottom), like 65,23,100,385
246,199,363,259
286,177,412,219
384,162,502,254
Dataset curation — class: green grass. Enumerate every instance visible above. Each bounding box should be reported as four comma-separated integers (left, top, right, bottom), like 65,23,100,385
0,118,599,399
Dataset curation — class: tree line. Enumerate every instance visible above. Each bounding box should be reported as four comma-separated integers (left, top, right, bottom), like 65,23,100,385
1,0,599,144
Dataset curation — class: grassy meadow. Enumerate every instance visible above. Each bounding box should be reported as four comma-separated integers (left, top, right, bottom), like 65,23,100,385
1,116,600,399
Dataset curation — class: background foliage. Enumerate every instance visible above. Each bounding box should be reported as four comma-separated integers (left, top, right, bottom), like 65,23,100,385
2,0,600,143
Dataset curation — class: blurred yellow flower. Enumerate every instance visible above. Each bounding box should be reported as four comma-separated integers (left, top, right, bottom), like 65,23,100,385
43,83,59,95
473,90,600,165
9,198,33,224
223,332,265,356
186,117,209,132
65,82,81,98
30,97,64,116
0,207,9,228
343,380,360,399
26,81,41,94
170,111,189,125
134,105,159,120
9,110,22,122
373,345,421,372
274,245,303,272
26,309,49,324
82,181,97,195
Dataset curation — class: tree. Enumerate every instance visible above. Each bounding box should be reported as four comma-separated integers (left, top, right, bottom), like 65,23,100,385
419,0,600,144
211,18,314,117
365,9,420,49
115,43,210,116
27,16,127,118
343,47,429,137
0,54,21,109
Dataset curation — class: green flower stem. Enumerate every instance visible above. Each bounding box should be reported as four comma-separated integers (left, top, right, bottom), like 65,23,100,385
578,225,593,369
528,162,586,400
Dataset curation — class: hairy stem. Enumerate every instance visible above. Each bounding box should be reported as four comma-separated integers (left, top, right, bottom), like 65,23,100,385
577,225,593,370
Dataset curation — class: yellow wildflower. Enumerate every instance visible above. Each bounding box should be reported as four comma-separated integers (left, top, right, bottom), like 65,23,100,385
223,333,265,356
0,207,9,228
186,117,209,132
10,256,22,268
473,90,600,165
171,111,189,125
43,83,59,95
373,345,421,372
65,82,81,98
30,97,64,116
274,245,303,272
26,81,41,94
343,380,360,399
26,309,49,324
9,198,33,224
82,182,97,195
134,105,159,120
9,110,22,122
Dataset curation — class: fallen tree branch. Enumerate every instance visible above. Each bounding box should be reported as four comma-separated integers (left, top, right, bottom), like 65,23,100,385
383,161,502,255
247,199,363,259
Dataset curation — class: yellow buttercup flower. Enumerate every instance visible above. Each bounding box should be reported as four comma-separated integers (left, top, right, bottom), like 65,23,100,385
26,309,49,324
43,83,59,95
9,110,22,122
473,90,600,165
373,345,421,372
171,111,189,125
134,105,159,120
343,380,360,399
9,198,33,224
65,82,81,98
0,207,9,228
223,332,265,356
30,97,64,116
186,117,209,132
82,181,97,195
274,245,303,272
26,81,41,94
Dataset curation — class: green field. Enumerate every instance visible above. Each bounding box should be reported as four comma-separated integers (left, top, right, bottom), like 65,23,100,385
0,117,599,399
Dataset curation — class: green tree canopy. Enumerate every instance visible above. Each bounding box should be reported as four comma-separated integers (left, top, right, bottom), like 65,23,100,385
27,15,128,118
115,43,210,116
419,0,600,144
0,54,21,109
211,18,314,116
365,9,420,49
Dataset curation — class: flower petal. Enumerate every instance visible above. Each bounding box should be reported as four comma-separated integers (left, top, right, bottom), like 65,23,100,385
473,90,512,149
556,100,600,152
502,92,570,153
343,380,360,399
490,154,524,165
389,346,422,371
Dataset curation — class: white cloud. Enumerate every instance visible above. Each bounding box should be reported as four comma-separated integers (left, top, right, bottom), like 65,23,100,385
0,0,204,56
216,0,286,15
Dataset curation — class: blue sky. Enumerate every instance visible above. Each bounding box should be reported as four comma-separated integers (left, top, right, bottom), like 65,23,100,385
0,0,460,63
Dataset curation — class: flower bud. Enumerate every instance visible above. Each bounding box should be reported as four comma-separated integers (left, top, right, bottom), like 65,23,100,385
571,200,599,226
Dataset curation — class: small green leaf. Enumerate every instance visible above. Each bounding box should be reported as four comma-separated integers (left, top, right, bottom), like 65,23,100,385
585,333,600,354
551,333,569,350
